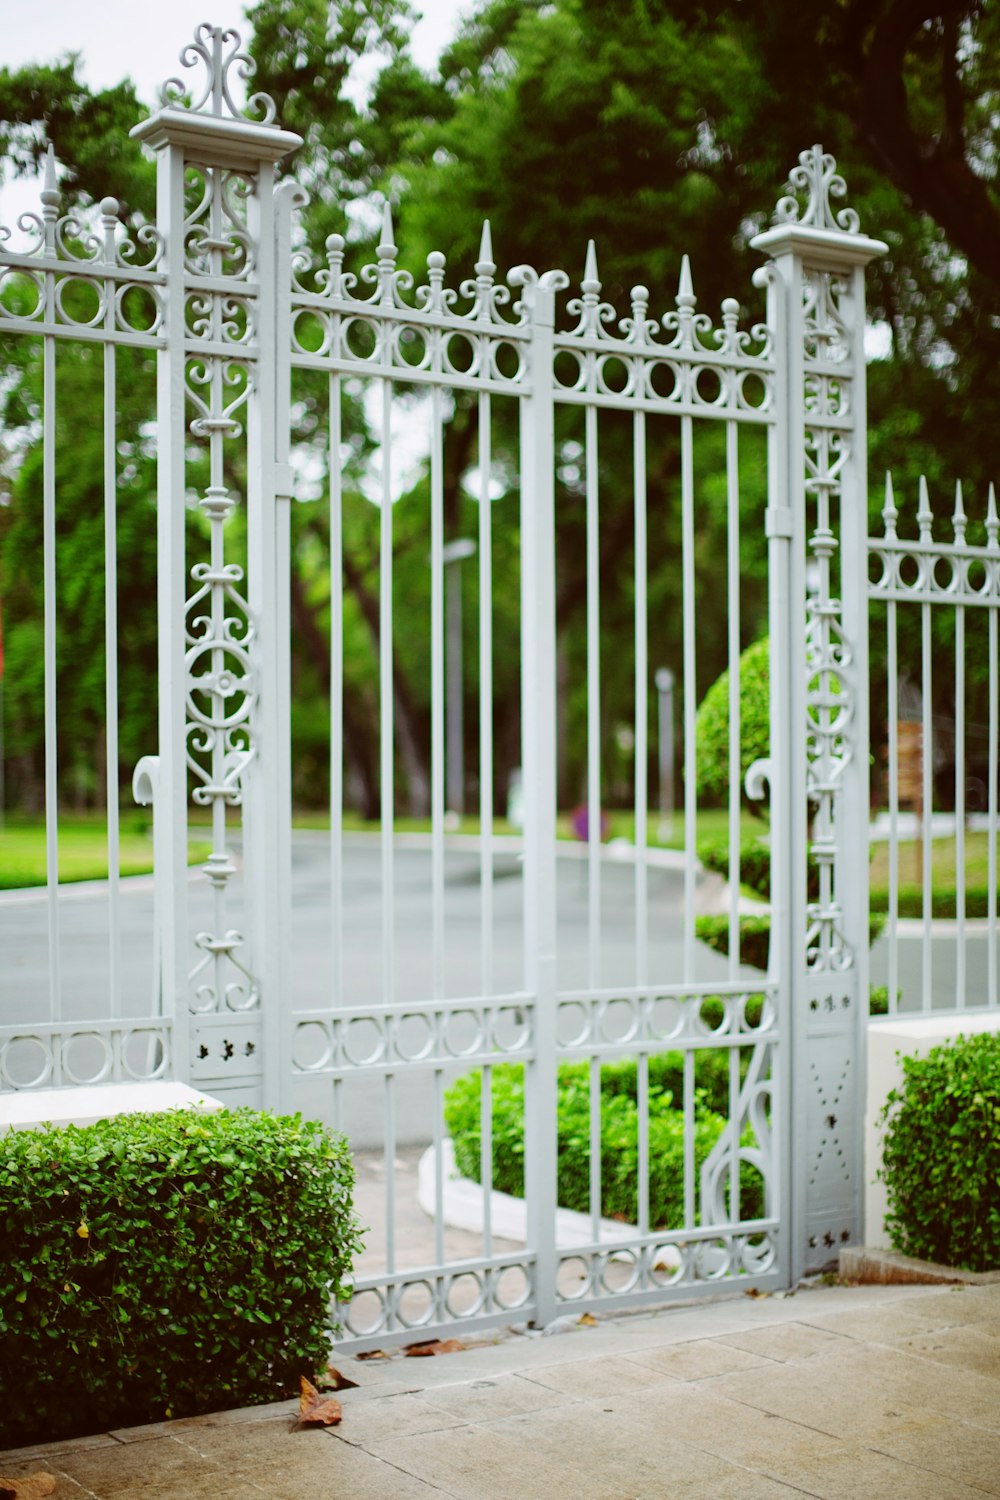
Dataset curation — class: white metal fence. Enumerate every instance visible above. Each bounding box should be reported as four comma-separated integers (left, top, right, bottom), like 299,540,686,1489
0,23,918,1343
868,474,1000,1014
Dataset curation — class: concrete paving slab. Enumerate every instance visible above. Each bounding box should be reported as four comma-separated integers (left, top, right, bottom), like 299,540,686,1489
520,1352,680,1398
713,1320,850,1363
57,1435,261,1499
869,1413,1000,1495
759,1443,992,1500
888,1321,1000,1378
365,1402,801,1500
626,1336,773,1381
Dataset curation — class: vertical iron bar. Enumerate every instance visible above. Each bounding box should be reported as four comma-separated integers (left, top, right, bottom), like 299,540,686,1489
726,419,741,981
586,400,601,989
478,392,495,995
43,332,60,1020
633,409,648,987
431,384,445,1000
380,379,394,1006
329,371,344,1008
681,415,696,980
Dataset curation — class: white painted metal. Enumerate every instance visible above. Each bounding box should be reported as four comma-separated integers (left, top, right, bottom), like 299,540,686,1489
868,471,1000,1015
1,26,919,1344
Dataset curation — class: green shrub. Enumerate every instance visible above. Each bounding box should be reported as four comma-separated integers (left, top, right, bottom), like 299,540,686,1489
879,1033,1000,1272
697,836,822,904
695,914,773,971
443,1058,765,1228
0,1108,361,1447
694,637,770,811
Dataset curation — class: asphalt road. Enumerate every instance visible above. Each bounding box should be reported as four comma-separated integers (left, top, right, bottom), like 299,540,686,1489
2,833,995,1145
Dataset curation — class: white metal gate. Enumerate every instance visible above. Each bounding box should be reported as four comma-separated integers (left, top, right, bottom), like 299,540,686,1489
0,26,887,1345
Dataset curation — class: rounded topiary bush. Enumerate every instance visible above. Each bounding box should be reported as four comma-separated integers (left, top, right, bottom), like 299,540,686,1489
694,636,770,809
879,1032,1000,1272
0,1108,361,1447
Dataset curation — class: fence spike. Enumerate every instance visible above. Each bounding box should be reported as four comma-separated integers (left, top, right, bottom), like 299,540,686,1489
882,471,897,539
917,474,933,542
377,200,396,260
676,253,695,308
41,143,60,217
476,219,494,274
987,482,999,549
582,238,600,293
952,478,967,544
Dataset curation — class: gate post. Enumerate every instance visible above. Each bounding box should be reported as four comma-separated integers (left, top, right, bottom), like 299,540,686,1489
131,27,300,1106
511,263,568,1326
752,150,885,1279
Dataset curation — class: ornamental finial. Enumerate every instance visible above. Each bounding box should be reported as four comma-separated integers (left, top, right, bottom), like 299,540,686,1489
158,22,277,126
773,145,861,235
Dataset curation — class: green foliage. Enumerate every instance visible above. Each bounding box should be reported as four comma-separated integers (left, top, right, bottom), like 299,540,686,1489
0,1109,361,1447
695,914,773,972
443,1055,765,1228
695,639,770,812
879,1033,1000,1272
870,885,997,920
696,913,888,972
698,836,772,899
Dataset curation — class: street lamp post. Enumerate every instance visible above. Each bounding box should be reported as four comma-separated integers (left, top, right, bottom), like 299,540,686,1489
654,667,675,843
442,537,476,822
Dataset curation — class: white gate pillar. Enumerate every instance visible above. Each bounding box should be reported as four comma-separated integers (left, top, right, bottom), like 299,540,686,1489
753,149,886,1278
131,27,300,1106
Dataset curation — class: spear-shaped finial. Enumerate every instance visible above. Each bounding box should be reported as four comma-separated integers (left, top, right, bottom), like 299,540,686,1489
377,200,396,262
882,471,898,539
40,143,60,220
582,239,600,294
987,482,998,549
476,219,494,275
676,254,695,310
917,474,933,543
952,479,967,545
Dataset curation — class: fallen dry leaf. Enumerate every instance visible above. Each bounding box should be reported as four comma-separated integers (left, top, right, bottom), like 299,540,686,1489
577,1312,598,1326
319,1364,359,1391
296,1375,342,1428
0,1474,57,1499
355,1349,390,1361
403,1338,466,1357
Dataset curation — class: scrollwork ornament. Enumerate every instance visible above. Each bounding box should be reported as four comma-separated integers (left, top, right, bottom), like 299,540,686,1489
159,23,277,126
773,145,861,235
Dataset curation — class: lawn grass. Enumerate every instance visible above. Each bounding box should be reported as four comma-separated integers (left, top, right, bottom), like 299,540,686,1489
291,806,768,849
869,829,997,917
0,814,211,889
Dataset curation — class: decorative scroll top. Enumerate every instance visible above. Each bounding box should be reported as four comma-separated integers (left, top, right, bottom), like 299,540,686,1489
159,23,277,126
773,145,861,235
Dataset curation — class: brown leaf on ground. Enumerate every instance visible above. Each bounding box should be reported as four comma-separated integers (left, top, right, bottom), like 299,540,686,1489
577,1312,598,1326
319,1364,359,1391
355,1349,390,1361
403,1338,466,1357
296,1375,343,1428
0,1474,57,1499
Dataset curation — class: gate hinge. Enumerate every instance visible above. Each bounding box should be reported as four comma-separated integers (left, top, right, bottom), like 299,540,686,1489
765,505,794,539
272,462,294,500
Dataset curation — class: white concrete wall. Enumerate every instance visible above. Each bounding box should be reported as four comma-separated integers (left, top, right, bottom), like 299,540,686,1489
865,1008,1000,1246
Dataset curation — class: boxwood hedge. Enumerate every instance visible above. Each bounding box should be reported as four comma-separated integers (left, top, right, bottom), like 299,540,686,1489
879,1032,1000,1272
0,1107,360,1447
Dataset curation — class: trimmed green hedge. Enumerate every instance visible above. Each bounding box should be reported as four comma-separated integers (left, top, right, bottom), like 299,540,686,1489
880,1033,1000,1272
697,836,820,904
443,1056,766,1229
0,1108,360,1447
695,913,888,973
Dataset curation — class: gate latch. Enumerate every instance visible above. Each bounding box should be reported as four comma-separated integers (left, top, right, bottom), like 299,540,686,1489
765,506,794,539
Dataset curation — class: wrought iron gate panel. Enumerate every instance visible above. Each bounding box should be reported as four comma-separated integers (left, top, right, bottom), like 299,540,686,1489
0,24,891,1346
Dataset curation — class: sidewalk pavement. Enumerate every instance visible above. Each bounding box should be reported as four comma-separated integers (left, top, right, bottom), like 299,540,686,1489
2,1280,998,1499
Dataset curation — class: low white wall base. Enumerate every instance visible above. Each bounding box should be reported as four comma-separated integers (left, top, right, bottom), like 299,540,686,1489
0,1080,223,1131
865,1008,1000,1247
418,1139,661,1256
